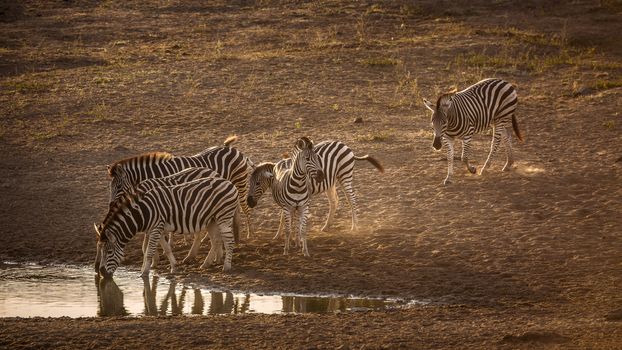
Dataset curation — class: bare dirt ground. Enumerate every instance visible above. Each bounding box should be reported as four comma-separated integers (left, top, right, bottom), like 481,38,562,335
1,0,621,349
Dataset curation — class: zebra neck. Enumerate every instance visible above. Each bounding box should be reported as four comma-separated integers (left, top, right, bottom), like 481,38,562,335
114,201,153,245
290,159,308,188
446,105,461,131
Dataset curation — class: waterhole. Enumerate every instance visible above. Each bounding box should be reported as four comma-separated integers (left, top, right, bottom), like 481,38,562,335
0,263,416,318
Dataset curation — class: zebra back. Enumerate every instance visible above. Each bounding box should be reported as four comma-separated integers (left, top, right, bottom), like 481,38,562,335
108,144,252,206
445,78,517,136
134,167,220,195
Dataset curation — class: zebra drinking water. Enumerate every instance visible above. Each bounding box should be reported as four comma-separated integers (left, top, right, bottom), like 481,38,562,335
422,78,523,185
249,140,384,236
106,136,254,238
95,177,240,278
246,137,325,256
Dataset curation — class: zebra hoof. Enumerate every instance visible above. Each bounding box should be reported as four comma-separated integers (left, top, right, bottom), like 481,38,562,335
443,178,452,185
468,166,477,174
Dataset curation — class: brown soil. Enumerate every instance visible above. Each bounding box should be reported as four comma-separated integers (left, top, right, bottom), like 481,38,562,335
1,1,621,349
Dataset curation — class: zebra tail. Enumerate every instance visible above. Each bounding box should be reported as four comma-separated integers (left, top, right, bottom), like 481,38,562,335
224,135,238,147
512,115,524,142
354,155,385,173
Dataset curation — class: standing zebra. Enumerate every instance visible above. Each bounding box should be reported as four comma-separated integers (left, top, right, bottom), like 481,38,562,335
95,177,239,278
422,78,523,184
107,136,254,238
129,167,229,270
246,137,325,256
250,140,384,235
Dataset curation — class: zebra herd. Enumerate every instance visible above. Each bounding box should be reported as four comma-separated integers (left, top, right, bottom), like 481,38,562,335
94,77,523,278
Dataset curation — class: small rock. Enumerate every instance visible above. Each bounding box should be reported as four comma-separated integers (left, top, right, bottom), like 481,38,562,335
353,117,363,124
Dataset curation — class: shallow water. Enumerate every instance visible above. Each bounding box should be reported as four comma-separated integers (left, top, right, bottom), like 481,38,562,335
0,263,414,318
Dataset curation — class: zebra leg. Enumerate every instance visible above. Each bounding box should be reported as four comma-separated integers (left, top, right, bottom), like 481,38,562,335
442,137,455,185
200,222,219,269
182,229,204,265
141,224,163,277
237,188,253,239
274,210,285,239
283,210,293,255
321,186,338,232
219,221,235,272
501,127,514,171
215,232,224,264
158,235,177,274
143,231,159,269
461,135,477,174
299,205,310,257
340,178,359,231
481,126,504,174
290,208,300,248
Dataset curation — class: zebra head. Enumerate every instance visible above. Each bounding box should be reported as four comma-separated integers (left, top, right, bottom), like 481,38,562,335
246,162,275,208
108,164,134,206
423,92,454,150
94,197,132,278
94,223,124,279
292,136,325,182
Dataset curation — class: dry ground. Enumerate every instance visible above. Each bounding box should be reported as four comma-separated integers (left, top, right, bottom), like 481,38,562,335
1,0,621,349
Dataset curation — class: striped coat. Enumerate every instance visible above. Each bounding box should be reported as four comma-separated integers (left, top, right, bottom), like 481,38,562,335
106,136,254,238
95,177,239,277
423,78,522,184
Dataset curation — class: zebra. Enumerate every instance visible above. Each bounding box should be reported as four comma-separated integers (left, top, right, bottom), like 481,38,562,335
249,140,384,236
106,136,254,239
246,137,325,256
95,176,239,278
128,167,231,270
422,78,523,184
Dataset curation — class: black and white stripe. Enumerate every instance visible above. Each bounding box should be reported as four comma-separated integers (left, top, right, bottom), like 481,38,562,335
95,177,239,278
107,136,254,238
250,141,384,235
423,78,522,184
246,137,325,256
131,167,225,270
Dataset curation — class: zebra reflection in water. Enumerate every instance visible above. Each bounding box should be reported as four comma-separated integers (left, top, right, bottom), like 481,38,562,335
95,276,128,317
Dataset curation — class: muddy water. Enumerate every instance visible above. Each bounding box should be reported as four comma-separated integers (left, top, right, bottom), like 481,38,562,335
0,263,414,318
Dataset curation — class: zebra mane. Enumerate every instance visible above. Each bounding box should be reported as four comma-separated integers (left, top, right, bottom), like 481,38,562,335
107,152,174,177
253,162,275,173
436,91,456,110
100,192,141,239
223,135,238,147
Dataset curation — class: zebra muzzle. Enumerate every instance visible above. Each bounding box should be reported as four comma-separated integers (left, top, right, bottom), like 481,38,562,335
99,266,113,279
314,170,325,182
247,196,257,209
432,137,442,151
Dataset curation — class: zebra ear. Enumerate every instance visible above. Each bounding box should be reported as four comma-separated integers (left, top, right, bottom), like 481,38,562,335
423,98,435,112
94,223,102,238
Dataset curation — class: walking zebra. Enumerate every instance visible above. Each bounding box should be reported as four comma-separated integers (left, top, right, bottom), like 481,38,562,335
107,136,254,238
129,167,230,271
422,78,523,184
246,137,325,256
95,177,239,278
250,141,384,235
